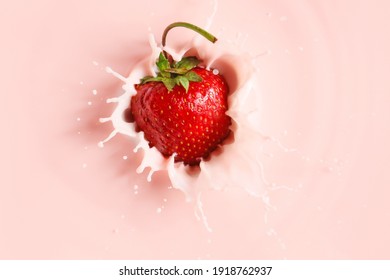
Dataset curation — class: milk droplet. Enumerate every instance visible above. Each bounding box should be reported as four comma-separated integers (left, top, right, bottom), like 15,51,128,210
92,89,98,95
267,228,276,236
76,117,81,122
106,97,119,103
156,208,162,214
280,16,288,21
87,101,92,106
105,67,127,82
92,61,99,66
123,155,128,160
99,117,111,123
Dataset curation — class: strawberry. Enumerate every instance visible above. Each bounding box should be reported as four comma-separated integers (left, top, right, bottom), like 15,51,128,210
129,22,231,165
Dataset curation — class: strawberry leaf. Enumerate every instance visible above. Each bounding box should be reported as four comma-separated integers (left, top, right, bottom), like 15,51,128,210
140,75,154,83
175,56,201,71
185,71,202,82
161,78,176,91
140,52,202,92
156,53,170,72
175,76,190,92
165,68,188,75
141,76,163,84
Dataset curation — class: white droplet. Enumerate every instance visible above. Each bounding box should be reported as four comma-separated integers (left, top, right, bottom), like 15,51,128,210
106,97,119,103
92,61,99,66
212,69,219,75
280,16,288,21
105,67,127,82
134,185,139,190
92,89,98,95
87,101,92,106
266,228,276,236
79,81,84,85
98,142,104,148
156,208,162,214
82,163,87,168
76,117,81,122
99,117,111,123
123,155,128,160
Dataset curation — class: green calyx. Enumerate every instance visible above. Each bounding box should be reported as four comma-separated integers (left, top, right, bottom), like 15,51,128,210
140,22,218,92
140,52,202,92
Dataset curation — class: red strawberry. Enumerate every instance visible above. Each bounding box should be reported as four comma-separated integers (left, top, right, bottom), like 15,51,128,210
129,22,231,165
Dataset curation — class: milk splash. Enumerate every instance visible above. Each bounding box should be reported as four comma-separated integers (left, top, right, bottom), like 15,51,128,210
99,27,295,231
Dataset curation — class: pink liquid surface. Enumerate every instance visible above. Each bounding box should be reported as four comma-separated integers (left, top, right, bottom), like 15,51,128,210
1,0,390,259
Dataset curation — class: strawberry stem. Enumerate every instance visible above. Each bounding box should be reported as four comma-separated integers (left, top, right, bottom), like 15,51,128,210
162,22,218,60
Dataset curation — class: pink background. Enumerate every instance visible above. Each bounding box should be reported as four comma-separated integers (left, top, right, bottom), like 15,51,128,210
1,0,390,259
